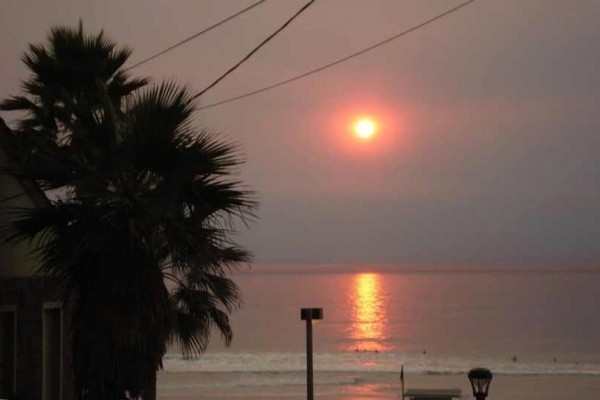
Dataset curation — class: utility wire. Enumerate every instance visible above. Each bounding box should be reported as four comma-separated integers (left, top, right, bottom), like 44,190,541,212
5,0,474,123
191,0,316,101
197,0,477,111
124,0,268,71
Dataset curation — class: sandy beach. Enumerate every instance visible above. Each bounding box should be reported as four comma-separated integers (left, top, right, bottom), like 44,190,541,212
158,371,600,400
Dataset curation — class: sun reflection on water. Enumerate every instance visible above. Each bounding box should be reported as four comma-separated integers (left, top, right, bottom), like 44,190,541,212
348,273,390,352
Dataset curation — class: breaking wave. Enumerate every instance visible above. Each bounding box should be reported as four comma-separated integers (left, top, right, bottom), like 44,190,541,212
162,351,600,376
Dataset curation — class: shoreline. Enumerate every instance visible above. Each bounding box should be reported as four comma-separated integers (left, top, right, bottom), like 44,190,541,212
157,371,600,400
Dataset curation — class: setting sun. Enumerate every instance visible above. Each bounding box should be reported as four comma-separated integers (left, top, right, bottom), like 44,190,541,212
353,118,377,140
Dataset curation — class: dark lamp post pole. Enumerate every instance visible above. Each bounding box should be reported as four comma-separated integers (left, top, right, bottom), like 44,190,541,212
468,368,493,400
301,308,323,400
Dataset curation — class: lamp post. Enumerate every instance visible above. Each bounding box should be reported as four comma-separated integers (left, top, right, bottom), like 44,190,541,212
468,368,493,400
301,308,323,400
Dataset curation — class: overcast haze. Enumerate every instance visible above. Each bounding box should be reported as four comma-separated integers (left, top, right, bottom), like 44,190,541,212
2,0,599,265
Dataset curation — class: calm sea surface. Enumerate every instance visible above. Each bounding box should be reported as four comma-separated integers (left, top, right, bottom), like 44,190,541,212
161,264,600,398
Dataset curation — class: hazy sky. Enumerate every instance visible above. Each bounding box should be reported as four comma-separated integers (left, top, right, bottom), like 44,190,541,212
1,1,599,265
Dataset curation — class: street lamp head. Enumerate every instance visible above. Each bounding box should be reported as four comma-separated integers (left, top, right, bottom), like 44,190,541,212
468,368,493,400
301,308,323,320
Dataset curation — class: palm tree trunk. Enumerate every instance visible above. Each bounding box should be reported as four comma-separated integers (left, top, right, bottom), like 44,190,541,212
144,370,157,400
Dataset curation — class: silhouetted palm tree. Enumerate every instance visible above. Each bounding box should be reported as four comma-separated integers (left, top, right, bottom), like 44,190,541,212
1,25,255,400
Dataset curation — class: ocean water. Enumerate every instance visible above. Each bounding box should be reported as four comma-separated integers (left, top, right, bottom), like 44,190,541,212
160,264,600,398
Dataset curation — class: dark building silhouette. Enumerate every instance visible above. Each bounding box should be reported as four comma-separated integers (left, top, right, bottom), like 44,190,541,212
0,118,74,400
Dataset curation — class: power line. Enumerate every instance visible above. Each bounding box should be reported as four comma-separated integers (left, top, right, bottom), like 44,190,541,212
5,0,315,125
6,0,475,123
124,0,268,71
191,0,316,101
197,0,477,111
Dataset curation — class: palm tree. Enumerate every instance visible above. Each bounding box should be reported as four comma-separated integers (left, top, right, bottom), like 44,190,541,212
1,25,255,400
